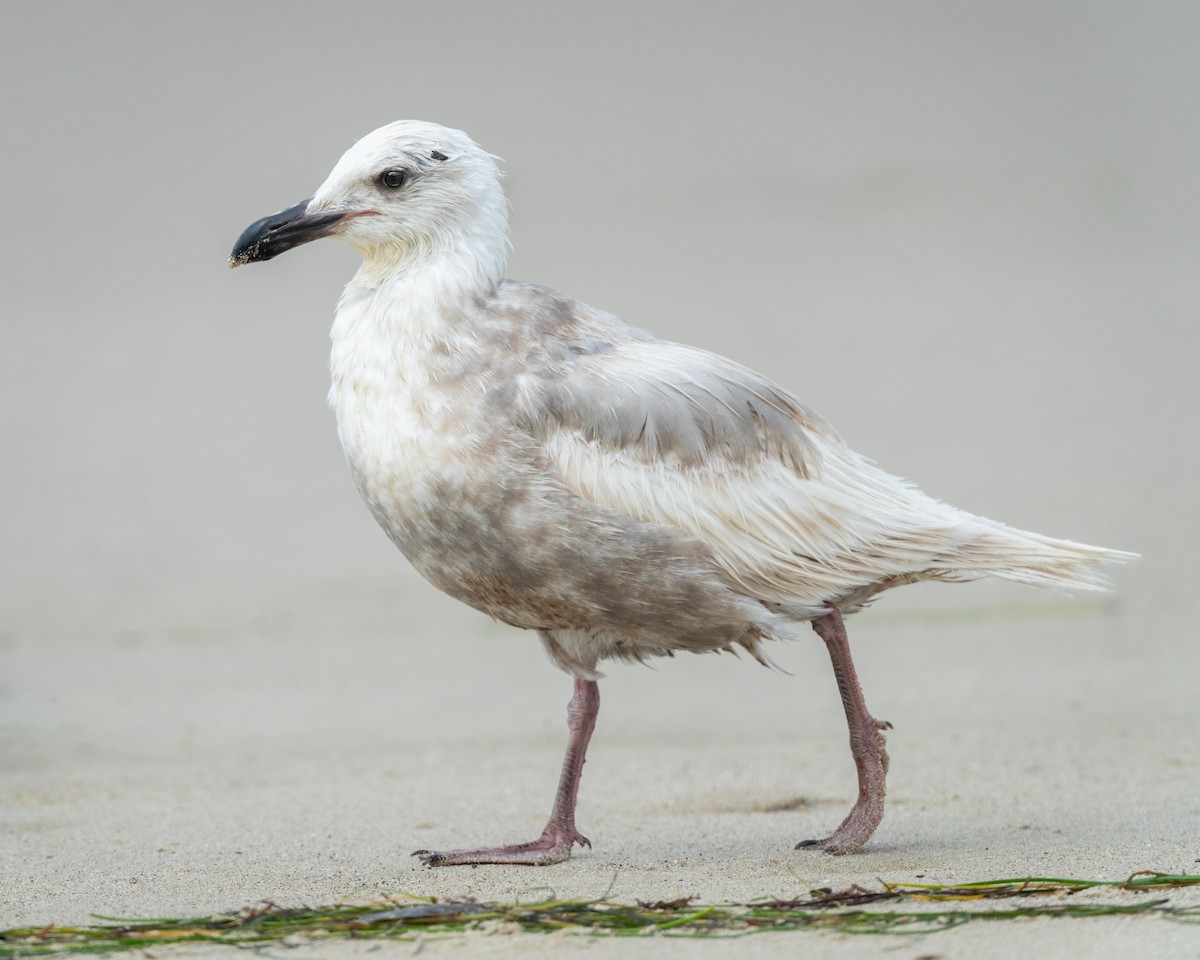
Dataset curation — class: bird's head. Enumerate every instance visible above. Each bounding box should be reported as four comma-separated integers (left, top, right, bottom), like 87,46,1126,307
230,120,508,275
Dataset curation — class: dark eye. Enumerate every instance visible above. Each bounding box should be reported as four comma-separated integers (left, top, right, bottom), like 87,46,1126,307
380,168,408,189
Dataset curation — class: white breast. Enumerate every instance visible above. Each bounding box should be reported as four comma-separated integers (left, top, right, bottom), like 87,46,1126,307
327,274,484,547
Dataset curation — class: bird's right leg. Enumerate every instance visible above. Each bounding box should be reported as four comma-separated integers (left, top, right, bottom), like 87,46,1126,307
796,604,891,854
413,677,599,867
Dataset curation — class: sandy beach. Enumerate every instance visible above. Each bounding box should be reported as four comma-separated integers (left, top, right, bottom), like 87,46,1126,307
2,2,1197,956
5,585,1198,955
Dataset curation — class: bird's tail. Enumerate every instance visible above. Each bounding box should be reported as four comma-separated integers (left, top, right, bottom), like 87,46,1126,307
947,520,1136,592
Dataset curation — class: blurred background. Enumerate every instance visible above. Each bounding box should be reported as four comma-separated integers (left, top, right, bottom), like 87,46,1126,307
3,1,1195,636
2,1,1198,921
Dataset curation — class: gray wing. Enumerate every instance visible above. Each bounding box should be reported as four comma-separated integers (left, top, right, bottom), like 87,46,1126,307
518,327,973,614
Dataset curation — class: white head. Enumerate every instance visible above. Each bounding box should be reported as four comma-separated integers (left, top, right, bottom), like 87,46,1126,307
230,121,509,282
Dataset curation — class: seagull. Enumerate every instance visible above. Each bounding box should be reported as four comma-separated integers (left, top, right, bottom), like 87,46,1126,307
230,120,1132,865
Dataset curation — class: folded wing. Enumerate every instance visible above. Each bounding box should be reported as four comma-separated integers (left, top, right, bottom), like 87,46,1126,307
523,335,1123,615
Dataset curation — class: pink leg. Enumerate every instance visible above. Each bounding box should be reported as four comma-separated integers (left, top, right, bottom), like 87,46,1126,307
413,678,599,866
796,605,891,854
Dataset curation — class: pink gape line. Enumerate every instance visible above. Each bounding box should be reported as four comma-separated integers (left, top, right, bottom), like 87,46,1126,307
413,678,599,866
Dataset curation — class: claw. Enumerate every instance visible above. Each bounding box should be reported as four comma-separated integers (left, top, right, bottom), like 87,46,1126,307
798,607,890,856
406,679,600,868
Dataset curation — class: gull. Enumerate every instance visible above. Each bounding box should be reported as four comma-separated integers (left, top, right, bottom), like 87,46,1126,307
230,120,1132,865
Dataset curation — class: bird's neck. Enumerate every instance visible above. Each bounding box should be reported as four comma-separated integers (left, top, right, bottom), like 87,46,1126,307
352,190,509,295
329,228,508,399
345,223,506,325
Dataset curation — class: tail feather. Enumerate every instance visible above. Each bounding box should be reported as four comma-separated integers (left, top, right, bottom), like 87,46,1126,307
953,522,1136,593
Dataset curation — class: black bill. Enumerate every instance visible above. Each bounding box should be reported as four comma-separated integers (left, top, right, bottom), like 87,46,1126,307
229,199,351,266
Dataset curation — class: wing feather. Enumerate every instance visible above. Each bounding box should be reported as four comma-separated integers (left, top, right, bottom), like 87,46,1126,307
525,338,979,614
492,282,1128,613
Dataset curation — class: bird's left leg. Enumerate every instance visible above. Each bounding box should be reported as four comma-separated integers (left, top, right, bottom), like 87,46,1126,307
413,677,599,866
796,604,891,854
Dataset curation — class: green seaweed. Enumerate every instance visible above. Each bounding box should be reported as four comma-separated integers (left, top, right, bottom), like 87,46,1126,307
2,872,1197,955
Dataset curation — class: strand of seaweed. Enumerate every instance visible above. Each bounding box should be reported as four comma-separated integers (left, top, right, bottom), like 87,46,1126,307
3,871,1197,955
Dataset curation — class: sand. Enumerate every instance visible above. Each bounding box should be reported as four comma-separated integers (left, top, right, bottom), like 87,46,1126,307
5,583,1198,957
2,2,1198,956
